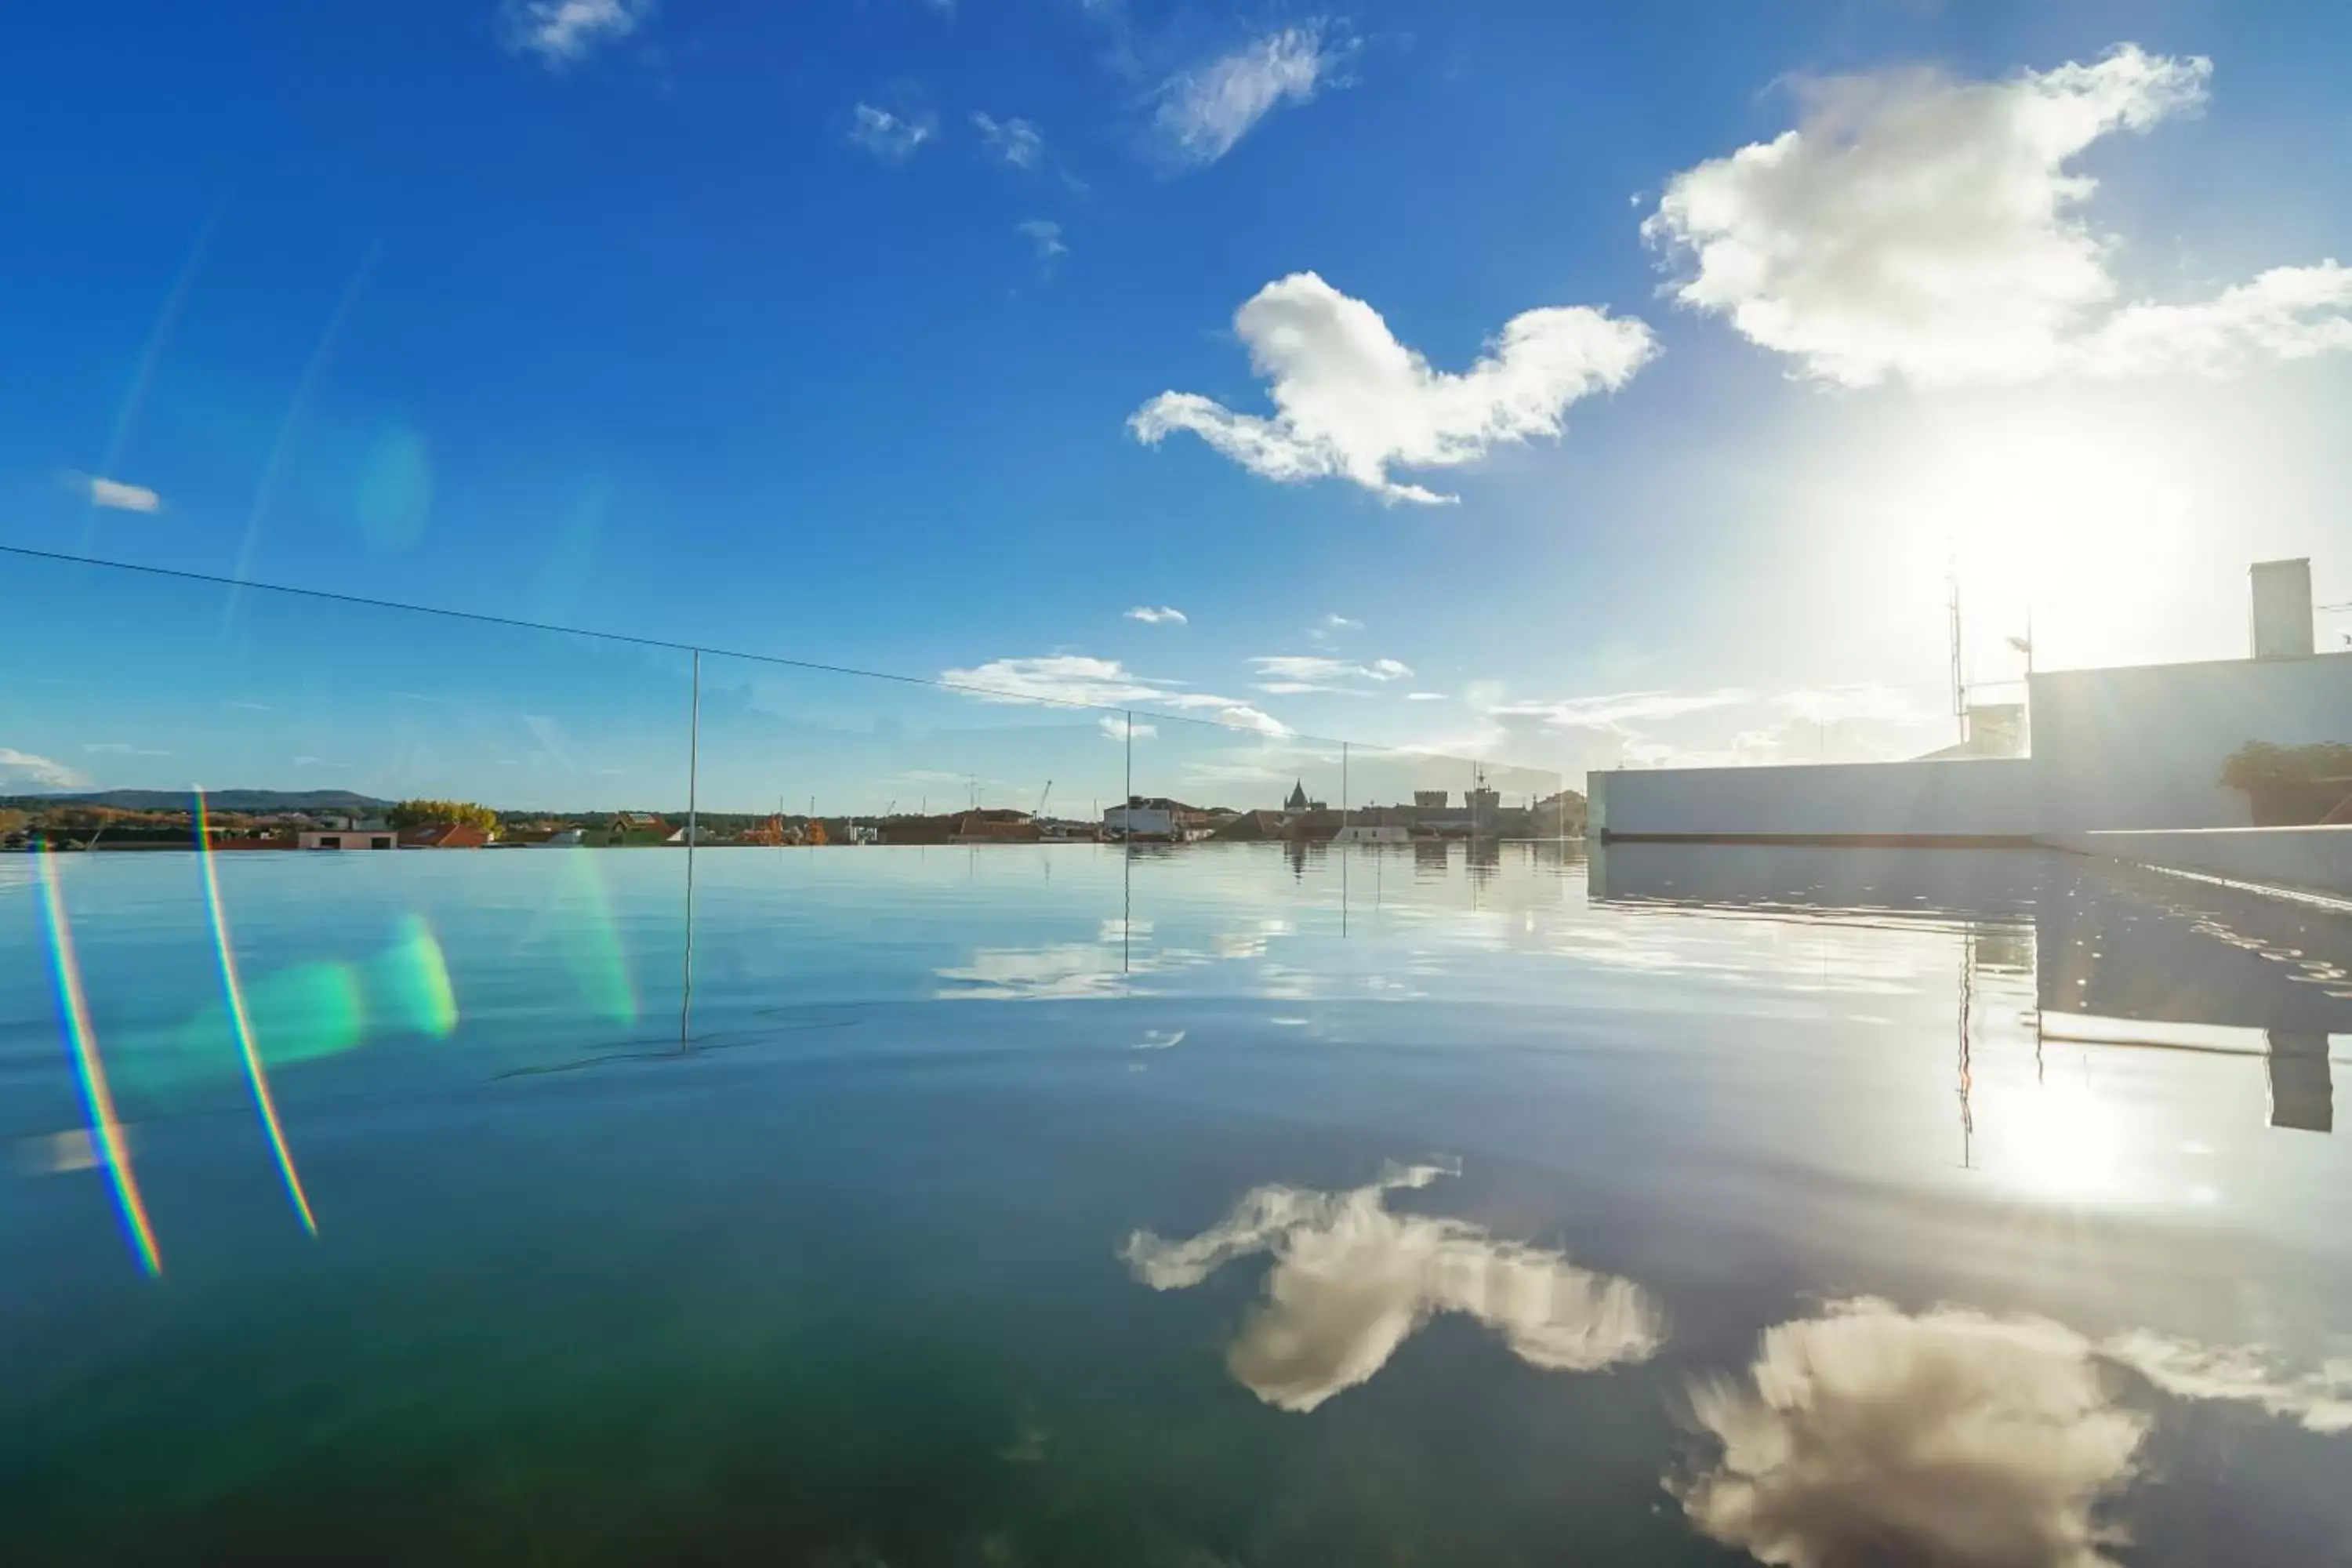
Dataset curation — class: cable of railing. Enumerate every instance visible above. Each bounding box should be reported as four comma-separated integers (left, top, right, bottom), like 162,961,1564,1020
0,541,1570,794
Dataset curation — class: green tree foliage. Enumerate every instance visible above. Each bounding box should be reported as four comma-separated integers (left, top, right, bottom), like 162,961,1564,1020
2220,741,2352,792
389,799,500,830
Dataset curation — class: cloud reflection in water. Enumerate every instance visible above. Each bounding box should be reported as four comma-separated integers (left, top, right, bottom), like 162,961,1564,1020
1123,1163,1664,1412
1678,1299,2352,1568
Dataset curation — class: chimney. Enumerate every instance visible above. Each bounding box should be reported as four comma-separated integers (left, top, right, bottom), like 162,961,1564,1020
2250,558,2314,659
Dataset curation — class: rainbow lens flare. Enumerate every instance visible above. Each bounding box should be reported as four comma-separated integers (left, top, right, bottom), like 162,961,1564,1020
35,849,163,1276
194,789,318,1236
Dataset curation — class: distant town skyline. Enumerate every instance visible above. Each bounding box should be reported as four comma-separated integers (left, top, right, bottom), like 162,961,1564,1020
5,2,2350,804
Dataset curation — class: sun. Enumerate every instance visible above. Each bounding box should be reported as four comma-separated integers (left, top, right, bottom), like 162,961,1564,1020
1901,386,2222,673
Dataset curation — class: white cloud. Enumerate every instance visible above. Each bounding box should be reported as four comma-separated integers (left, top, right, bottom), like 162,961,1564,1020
1489,688,1749,731
940,654,1289,736
2103,1331,2352,1436
1249,655,1414,695
1123,1163,1664,1413
1773,683,1941,727
1404,691,1447,702
1130,272,1656,504
78,475,162,514
2075,260,2352,376
1647,45,2352,386
82,742,170,757
1678,1300,2352,1568
1676,1299,2147,1568
0,747,87,790
502,0,652,70
1323,613,1364,633
1125,605,1188,625
848,103,935,163
939,942,1138,1001
972,111,1045,169
1152,24,1347,169
1099,713,1157,742
1014,219,1067,269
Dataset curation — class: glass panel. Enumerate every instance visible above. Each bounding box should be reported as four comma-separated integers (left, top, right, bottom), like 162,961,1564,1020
0,551,696,1188
681,655,1134,1021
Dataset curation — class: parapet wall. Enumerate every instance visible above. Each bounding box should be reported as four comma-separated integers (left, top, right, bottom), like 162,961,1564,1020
1589,757,2038,844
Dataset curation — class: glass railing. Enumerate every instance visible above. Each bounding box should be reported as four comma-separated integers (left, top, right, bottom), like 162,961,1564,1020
0,545,1571,1125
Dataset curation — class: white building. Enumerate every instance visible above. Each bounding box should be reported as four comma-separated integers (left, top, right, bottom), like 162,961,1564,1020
297,827,396,851
1591,559,2352,844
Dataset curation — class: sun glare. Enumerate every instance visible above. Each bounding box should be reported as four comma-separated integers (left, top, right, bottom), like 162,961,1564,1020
1984,1068,2134,1204
1905,391,2230,673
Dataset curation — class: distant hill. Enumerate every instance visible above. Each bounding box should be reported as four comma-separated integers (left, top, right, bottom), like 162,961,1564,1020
0,789,396,814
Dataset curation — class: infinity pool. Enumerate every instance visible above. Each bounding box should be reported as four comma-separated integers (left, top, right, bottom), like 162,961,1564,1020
4,842,2348,1564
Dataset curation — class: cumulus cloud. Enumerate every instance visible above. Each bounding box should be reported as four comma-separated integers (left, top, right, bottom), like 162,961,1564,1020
1014,219,1067,270
1678,1300,2352,1568
1322,613,1364,633
972,111,1045,169
1125,605,1188,625
1152,24,1346,169
1123,1163,1665,1413
1677,1299,2147,1568
1645,45,2352,386
1131,272,1656,504
502,0,652,70
848,103,935,162
940,653,1288,736
0,747,87,790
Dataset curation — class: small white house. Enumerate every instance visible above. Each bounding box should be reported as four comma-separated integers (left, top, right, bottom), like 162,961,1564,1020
1104,801,1175,840
297,827,396,851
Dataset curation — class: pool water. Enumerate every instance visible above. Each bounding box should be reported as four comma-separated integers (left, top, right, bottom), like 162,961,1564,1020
3,841,2348,1565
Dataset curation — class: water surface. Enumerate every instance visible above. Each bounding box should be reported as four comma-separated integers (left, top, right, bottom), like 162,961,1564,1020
3,842,2347,1564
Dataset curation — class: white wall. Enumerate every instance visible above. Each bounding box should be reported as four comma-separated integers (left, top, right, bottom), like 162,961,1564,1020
1590,757,2037,841
2031,652,2352,832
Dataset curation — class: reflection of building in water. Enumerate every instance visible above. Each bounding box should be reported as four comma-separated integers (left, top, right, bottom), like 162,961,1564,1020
1467,833,1501,884
1414,838,1449,876
1589,843,2347,1139
2268,1033,2334,1133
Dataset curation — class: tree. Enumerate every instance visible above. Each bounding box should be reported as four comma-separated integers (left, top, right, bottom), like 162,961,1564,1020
0,808,27,837
389,799,500,830
2220,741,2352,793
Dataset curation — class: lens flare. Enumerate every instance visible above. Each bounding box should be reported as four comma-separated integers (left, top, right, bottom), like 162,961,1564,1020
194,788,318,1236
373,915,459,1039
558,851,639,1024
35,851,163,1276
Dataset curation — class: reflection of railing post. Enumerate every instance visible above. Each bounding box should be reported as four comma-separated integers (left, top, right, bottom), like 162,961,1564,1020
1122,709,1133,974
681,648,701,1051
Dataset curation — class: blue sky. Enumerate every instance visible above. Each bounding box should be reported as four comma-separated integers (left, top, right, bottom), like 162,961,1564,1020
5,1,2351,809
